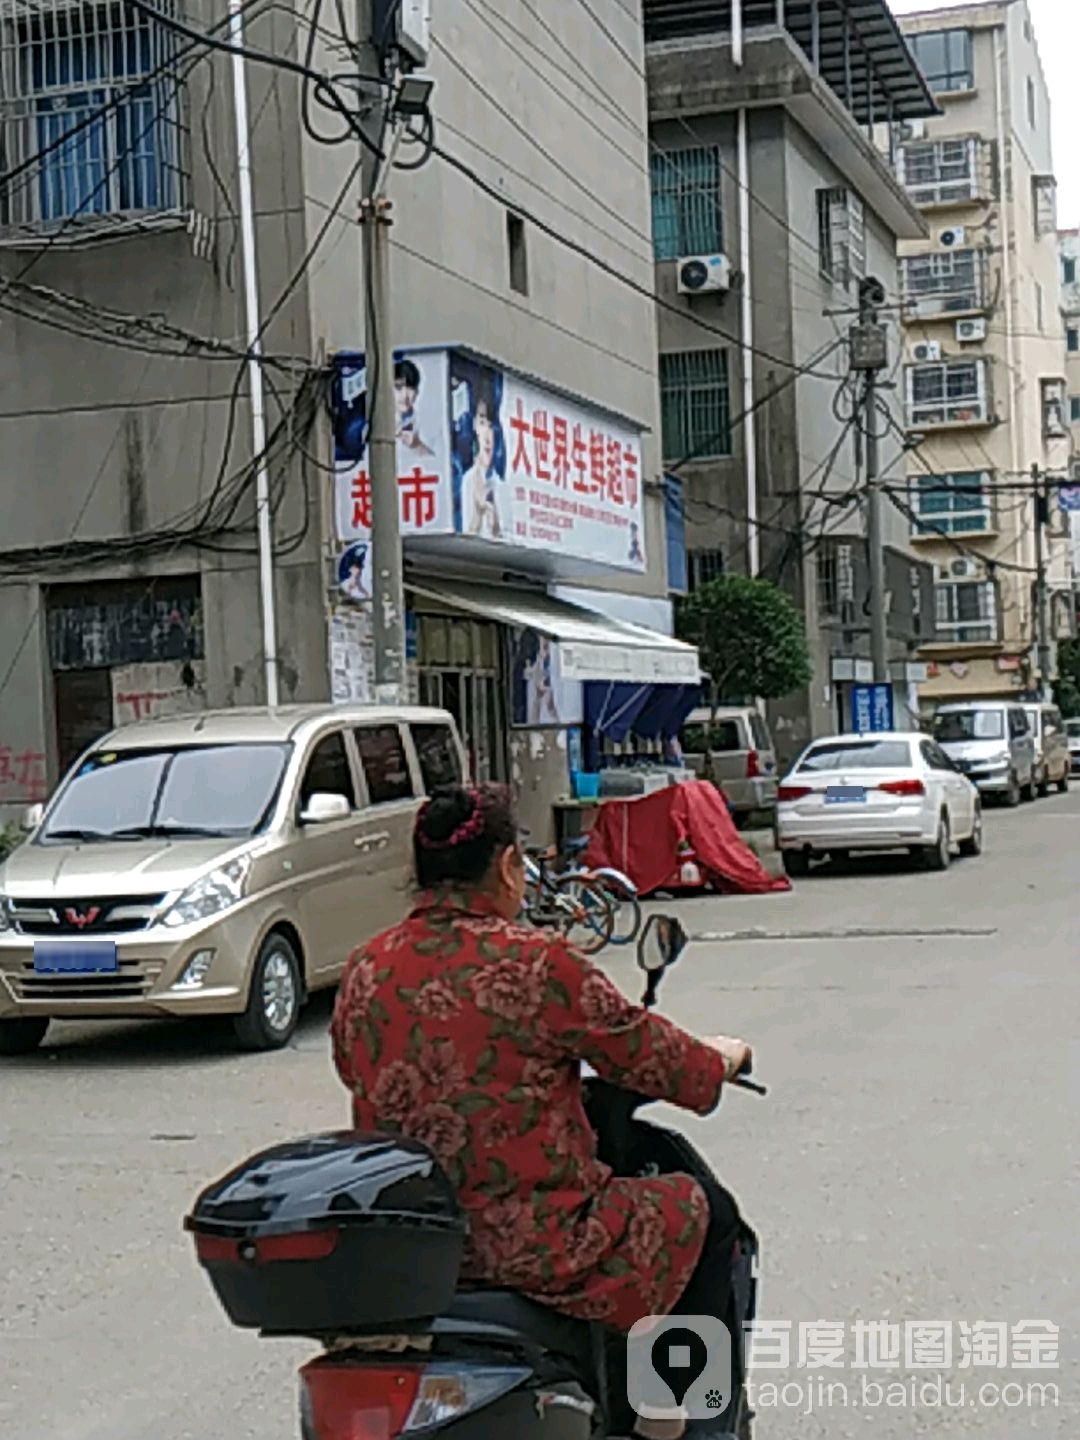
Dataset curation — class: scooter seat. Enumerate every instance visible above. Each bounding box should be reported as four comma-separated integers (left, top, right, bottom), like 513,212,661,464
445,1287,593,1360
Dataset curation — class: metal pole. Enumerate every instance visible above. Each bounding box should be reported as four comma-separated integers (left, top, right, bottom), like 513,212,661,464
228,0,279,706
357,1,407,703
737,107,758,575
858,279,888,684
1033,463,1051,697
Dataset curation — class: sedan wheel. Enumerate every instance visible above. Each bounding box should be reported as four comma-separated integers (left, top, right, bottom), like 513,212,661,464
923,813,951,871
959,806,983,858
783,849,810,878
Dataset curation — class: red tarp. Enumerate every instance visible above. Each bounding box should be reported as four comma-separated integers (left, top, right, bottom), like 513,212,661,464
583,781,791,897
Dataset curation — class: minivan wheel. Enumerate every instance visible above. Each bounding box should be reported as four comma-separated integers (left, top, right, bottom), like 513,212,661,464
0,1017,49,1056
1037,766,1050,798
924,813,951,871
234,933,302,1051
1057,769,1069,794
1005,772,1021,807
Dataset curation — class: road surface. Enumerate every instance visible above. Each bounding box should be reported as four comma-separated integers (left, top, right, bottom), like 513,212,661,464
2,791,1076,1437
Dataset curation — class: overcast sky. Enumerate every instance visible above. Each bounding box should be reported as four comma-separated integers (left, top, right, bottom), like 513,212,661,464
888,0,1079,226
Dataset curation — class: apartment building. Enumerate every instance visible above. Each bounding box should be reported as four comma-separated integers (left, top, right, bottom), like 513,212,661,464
643,0,936,757
0,2,681,834
1060,231,1080,572
896,0,1072,704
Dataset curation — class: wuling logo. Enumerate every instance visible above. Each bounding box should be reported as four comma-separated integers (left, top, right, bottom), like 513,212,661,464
63,906,101,930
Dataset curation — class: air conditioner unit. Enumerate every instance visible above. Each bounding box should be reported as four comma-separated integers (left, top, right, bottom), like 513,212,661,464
677,254,733,296
949,556,982,579
956,318,987,343
940,226,967,248
912,341,943,362
900,118,927,141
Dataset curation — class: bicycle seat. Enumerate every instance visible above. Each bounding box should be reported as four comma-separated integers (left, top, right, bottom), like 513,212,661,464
525,844,558,861
561,836,590,857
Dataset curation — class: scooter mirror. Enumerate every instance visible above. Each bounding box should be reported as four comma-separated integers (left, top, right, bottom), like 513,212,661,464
637,914,688,974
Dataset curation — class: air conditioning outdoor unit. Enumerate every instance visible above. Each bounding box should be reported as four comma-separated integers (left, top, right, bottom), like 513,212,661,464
677,253,733,296
912,341,943,362
940,226,967,248
956,318,987,343
900,118,927,141
949,556,982,579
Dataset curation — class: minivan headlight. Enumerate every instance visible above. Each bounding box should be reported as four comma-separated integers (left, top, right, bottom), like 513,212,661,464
161,856,252,929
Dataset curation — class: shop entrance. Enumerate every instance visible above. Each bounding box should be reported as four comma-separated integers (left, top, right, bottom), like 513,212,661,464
415,611,507,783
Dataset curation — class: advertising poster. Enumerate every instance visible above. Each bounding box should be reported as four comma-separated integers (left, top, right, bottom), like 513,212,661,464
337,541,372,604
333,349,453,541
509,627,584,728
329,606,372,704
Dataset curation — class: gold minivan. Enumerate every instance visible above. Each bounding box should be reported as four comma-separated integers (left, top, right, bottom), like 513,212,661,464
0,705,466,1055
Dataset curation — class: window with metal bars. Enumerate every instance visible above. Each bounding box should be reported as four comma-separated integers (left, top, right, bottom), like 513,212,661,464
0,0,187,227
687,549,723,591
649,145,723,262
815,186,865,288
906,359,989,426
901,250,983,315
935,579,998,643
898,137,981,206
660,349,731,463
912,472,993,535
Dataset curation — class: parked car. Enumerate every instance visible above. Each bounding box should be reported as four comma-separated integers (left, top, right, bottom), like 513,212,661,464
1066,717,1080,773
0,705,466,1056
776,731,982,876
1023,702,1070,795
931,701,1036,806
680,705,778,824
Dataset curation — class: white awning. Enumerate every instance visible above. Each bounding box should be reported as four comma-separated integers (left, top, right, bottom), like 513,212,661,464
408,580,701,685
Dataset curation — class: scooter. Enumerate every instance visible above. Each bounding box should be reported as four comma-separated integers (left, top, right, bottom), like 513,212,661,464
186,916,762,1439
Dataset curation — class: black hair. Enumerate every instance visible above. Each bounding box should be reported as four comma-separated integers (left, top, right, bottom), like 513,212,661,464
413,784,518,890
473,371,496,424
395,359,421,389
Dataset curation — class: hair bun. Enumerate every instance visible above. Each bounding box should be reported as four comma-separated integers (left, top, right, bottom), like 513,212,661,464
417,787,483,850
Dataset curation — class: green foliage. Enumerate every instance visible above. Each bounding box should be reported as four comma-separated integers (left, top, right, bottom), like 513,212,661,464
676,574,812,705
0,824,23,862
1053,637,1080,718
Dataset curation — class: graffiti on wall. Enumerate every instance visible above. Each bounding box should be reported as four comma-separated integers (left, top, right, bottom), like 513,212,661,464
0,748,47,803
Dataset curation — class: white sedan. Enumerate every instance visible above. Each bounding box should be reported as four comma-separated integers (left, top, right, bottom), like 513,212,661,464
776,731,982,876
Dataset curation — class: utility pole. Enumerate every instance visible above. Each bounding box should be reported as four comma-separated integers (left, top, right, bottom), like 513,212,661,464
850,277,890,684
356,1,406,703
1032,462,1052,699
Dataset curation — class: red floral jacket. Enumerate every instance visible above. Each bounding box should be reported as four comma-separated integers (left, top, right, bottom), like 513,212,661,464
330,892,728,1331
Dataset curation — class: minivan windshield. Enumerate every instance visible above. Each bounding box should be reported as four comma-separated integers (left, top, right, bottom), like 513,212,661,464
933,710,1004,743
40,744,291,844
1067,719,1080,738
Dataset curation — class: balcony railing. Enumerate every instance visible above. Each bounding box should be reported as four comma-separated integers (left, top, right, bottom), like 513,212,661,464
896,136,994,209
906,359,992,429
901,249,988,318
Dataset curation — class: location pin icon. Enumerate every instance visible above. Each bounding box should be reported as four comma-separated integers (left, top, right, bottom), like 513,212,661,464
650,1325,710,1407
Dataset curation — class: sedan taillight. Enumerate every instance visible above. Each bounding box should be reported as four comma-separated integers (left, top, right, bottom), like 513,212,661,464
777,784,813,802
879,779,925,797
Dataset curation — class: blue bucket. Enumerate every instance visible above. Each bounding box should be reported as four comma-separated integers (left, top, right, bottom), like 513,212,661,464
572,770,601,800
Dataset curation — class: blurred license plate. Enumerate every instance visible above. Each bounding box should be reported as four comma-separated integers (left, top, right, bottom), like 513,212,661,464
33,941,117,975
825,786,867,804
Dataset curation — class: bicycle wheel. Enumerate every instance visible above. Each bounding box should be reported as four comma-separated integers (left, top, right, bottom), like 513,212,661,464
604,887,642,946
553,874,615,954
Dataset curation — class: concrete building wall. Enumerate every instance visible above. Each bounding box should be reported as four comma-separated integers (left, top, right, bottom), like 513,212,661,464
0,0,663,809
897,0,1070,702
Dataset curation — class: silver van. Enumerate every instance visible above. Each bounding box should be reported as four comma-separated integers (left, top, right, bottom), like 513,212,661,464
0,705,466,1056
931,701,1036,806
1023,702,1070,795
680,705,778,822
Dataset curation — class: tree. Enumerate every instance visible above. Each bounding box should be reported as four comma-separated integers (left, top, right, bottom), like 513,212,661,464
676,573,812,708
1053,637,1080,718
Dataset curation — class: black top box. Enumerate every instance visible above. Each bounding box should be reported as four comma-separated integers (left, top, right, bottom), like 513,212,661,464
185,1132,468,1337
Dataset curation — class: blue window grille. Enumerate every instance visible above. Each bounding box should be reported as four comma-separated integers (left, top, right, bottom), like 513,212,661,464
3,1,186,226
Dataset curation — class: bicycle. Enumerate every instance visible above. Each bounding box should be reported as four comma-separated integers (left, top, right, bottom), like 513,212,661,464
522,843,615,954
556,839,642,948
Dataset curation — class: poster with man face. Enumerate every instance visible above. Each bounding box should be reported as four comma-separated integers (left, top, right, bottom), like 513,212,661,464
510,627,583,727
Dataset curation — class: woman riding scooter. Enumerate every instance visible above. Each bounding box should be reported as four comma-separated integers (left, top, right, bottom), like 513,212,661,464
331,784,753,1440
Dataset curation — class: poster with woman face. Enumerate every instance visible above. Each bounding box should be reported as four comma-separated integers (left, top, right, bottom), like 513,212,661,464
449,354,509,539
510,627,583,727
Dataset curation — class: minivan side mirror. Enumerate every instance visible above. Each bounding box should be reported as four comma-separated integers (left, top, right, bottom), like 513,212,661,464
300,793,351,825
21,803,44,833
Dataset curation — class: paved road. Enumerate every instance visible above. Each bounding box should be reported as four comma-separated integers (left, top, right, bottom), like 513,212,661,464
2,792,1077,1438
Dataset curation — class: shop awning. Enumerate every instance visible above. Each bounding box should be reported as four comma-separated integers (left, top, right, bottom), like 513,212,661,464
408,580,701,685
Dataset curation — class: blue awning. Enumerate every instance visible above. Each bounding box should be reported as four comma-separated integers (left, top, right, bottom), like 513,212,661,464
585,681,702,743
